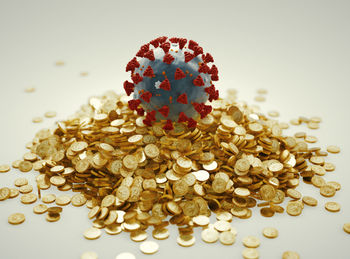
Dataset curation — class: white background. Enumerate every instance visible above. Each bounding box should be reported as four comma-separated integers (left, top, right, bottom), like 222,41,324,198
0,0,349,258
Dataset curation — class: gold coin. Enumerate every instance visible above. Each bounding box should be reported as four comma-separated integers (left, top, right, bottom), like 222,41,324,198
105,224,122,235
44,111,57,118
139,241,159,254
21,193,37,204
9,188,19,198
216,210,233,222
19,184,33,194
84,227,102,240
311,175,325,188
325,201,341,212
144,144,160,159
12,160,22,168
324,162,335,171
122,155,138,171
286,189,301,200
214,220,231,232
302,196,318,207
55,195,71,206
254,95,265,102
257,88,267,94
50,175,66,186
18,161,33,172
307,122,319,129
259,184,276,201
80,251,98,259
282,251,300,259
320,184,336,197
201,228,219,243
260,207,275,217
71,141,88,153
268,110,279,117
8,213,25,225
101,194,116,208
219,231,236,245
33,204,48,214
243,236,260,248
32,117,43,123
42,194,56,203
47,206,63,213
262,227,278,238
46,213,61,222
24,87,36,93
152,228,169,240
193,215,210,226
343,223,350,234
327,145,340,154
242,248,259,259
177,234,195,247
130,229,148,242
0,187,11,201
286,201,303,216
327,181,341,191
115,252,136,259
14,177,28,187
55,60,65,66
305,135,318,143
234,187,250,197
0,164,10,173
88,206,101,219
71,193,87,207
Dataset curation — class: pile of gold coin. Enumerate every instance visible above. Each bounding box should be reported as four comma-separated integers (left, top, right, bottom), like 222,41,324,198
1,89,345,258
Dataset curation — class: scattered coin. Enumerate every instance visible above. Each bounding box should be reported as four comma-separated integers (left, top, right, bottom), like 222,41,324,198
325,201,341,212
42,194,56,203
262,227,278,238
0,164,10,173
219,231,236,245
84,227,102,240
20,193,37,204
32,117,43,123
55,195,71,206
177,234,195,247
152,228,169,240
302,196,318,207
24,87,36,93
201,228,219,243
8,213,25,225
33,204,48,214
320,184,336,197
327,145,340,154
343,223,350,234
243,236,260,248
139,241,159,254
9,188,19,198
242,248,259,259
18,161,33,172
282,251,300,259
72,193,87,207
81,251,98,259
0,187,11,201
130,229,148,242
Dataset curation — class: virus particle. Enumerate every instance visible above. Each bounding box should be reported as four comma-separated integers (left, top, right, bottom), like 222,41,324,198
124,36,219,130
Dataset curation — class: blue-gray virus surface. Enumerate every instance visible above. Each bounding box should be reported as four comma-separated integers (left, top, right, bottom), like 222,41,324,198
124,36,219,130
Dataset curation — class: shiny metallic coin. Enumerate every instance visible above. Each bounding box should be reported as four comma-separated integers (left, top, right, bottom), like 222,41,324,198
139,241,159,254
8,213,25,225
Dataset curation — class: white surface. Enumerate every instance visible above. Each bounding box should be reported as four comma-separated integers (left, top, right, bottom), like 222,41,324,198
0,0,349,258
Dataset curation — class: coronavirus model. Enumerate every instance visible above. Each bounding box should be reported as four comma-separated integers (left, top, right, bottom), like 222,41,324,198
124,36,219,130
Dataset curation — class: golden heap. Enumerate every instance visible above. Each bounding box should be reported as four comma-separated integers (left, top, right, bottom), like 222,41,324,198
25,90,337,234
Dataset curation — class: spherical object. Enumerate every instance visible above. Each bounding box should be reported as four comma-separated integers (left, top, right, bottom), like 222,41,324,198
124,36,219,130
